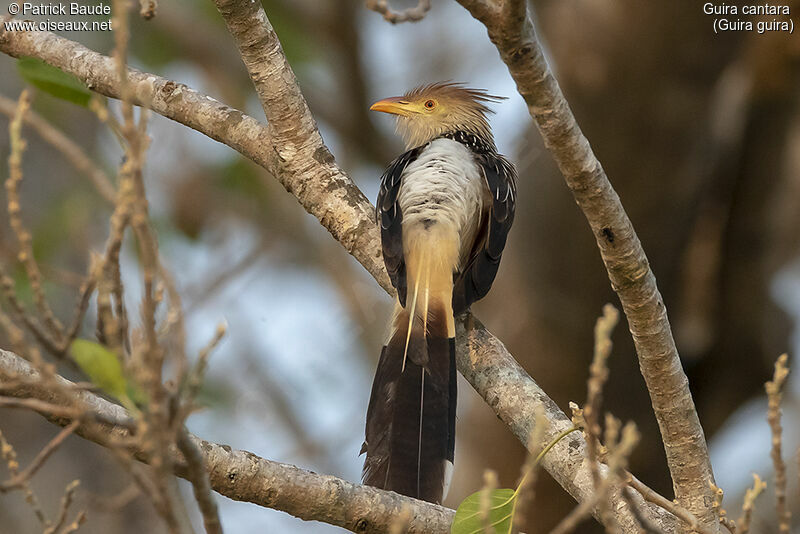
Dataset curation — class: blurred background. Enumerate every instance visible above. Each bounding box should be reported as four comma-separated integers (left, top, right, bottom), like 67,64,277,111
0,0,799,532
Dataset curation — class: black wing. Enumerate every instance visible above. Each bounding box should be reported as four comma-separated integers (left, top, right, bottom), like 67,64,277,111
453,153,517,314
376,146,425,307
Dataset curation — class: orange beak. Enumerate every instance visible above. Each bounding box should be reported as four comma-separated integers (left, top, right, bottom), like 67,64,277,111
370,96,411,116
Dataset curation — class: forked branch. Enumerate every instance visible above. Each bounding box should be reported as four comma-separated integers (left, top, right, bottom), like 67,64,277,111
453,0,718,530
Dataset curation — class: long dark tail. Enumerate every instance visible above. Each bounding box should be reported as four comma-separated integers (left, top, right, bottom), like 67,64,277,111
362,298,456,504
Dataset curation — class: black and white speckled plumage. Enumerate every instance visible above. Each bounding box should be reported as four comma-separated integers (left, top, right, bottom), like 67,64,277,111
376,130,516,312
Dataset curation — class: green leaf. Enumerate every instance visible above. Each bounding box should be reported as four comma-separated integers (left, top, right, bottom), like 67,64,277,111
17,57,91,107
69,339,131,404
451,488,516,534
451,426,581,534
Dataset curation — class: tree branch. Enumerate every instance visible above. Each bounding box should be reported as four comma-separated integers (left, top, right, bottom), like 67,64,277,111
0,94,116,204
0,349,453,534
0,27,392,295
364,0,432,23
453,1,718,531
457,316,677,533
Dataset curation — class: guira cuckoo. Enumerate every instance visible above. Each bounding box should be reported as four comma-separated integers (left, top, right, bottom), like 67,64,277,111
361,82,517,504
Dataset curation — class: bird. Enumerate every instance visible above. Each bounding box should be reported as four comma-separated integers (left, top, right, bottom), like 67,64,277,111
361,82,517,504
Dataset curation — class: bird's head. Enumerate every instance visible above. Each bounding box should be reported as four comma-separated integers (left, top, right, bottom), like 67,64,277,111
370,82,504,149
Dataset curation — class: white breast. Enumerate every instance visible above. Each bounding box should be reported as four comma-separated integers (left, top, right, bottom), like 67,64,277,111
397,138,486,270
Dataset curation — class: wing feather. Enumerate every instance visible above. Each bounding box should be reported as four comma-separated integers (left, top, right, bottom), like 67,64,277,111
453,152,517,314
376,146,425,306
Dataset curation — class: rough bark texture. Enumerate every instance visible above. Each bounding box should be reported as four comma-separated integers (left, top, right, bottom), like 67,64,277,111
454,1,718,531
0,349,453,534
0,27,392,294
456,315,677,533
212,0,391,292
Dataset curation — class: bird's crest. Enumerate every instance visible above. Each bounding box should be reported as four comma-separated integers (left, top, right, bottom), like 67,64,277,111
371,82,505,149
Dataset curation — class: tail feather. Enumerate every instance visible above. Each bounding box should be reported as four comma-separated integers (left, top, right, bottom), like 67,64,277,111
402,247,426,372
362,303,455,503
363,228,458,504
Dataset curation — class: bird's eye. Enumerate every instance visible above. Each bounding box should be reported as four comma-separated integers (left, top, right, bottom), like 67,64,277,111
424,99,436,109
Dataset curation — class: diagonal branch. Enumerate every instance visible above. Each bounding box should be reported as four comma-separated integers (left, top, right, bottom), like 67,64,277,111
365,0,432,23
453,0,718,531
0,349,453,534
0,94,116,204
0,27,392,295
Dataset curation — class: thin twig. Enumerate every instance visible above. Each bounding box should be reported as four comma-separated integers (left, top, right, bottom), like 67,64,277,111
179,322,226,422
156,261,187,382
58,274,97,354
43,480,83,534
736,474,766,534
549,421,640,534
0,303,32,357
87,482,139,511
512,408,548,532
709,481,734,533
139,0,157,19
0,269,62,355
627,475,717,534
622,487,662,534
479,469,499,534
0,420,79,491
57,511,87,534
585,304,619,531
0,428,49,527
0,396,81,419
6,90,65,343
364,0,431,23
110,1,186,531
176,429,223,534
765,353,791,532
0,94,116,204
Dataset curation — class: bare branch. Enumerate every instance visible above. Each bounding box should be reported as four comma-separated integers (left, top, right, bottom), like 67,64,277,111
709,482,734,534
736,474,766,534
59,274,97,353
0,420,79,492
457,315,676,533
0,349,454,533
43,480,85,534
211,0,391,292
585,304,619,529
0,29,392,292
0,427,49,527
139,0,157,20
176,429,223,534
6,89,65,340
479,469,499,533
181,322,226,412
365,0,431,23
622,487,662,534
0,94,116,204
765,354,791,532
549,421,640,534
512,408,548,532
627,475,716,534
454,1,718,530
0,268,62,355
